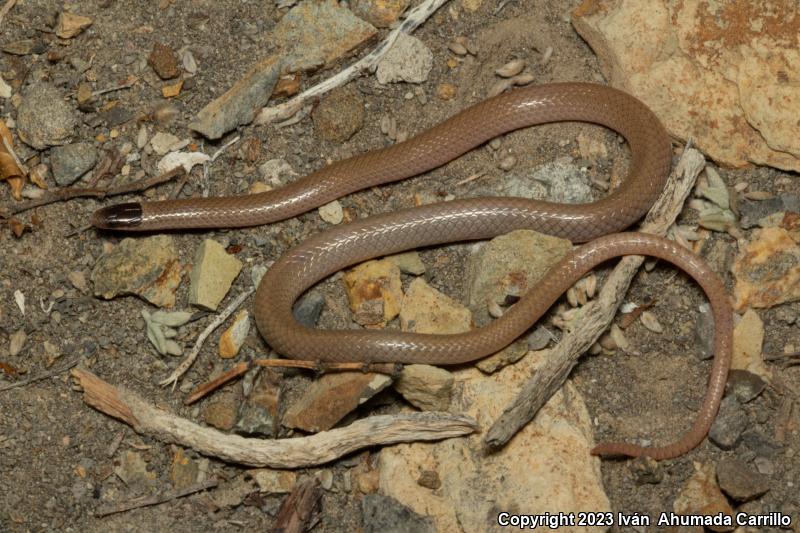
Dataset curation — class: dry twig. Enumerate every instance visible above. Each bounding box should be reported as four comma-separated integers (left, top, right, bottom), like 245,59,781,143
72,368,478,467
0,168,184,218
94,478,218,517
485,147,707,451
255,0,449,124
160,288,254,388
0,358,80,393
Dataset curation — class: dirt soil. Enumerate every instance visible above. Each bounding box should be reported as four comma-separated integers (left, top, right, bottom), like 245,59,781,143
1,0,799,531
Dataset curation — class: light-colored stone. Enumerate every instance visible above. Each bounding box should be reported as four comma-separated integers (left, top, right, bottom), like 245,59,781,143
385,251,425,275
673,463,735,532
318,200,344,224
343,260,403,326
251,469,297,494
732,309,772,383
16,83,78,150
572,0,800,171
376,33,433,85
351,0,409,28
466,230,572,326
395,364,454,411
400,278,472,334
189,239,243,311
219,309,250,358
0,77,11,99
149,132,181,155
56,12,93,39
378,351,609,532
732,227,800,310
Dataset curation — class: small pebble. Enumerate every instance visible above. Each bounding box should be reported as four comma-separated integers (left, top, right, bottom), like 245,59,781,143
448,42,468,56
495,59,525,78
319,200,344,224
437,83,457,100
498,155,516,171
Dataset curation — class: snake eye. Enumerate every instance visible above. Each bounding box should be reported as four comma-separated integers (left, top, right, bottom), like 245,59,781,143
91,202,143,229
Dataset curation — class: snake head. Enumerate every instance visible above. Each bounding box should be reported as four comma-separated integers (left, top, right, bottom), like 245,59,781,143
91,202,143,230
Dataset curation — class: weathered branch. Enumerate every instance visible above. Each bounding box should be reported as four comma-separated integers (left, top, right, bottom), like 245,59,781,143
72,368,477,468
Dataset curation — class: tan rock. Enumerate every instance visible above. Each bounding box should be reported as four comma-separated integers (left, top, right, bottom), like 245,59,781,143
56,12,93,39
189,239,243,311
400,278,472,334
219,309,249,358
466,229,572,326
395,364,454,411
378,351,609,532
170,447,199,490
572,0,800,171
385,251,426,275
251,469,297,494
283,372,393,432
731,227,800,310
343,260,402,326
673,463,735,532
732,309,772,383
351,0,409,28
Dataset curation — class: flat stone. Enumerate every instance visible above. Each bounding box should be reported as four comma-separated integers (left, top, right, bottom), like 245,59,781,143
149,132,181,155
272,0,377,72
344,260,403,326
378,351,609,532
312,86,364,143
9,329,26,357
526,326,551,351
91,235,182,308
148,42,180,80
114,451,157,491
376,33,433,84
202,389,240,431
189,239,243,311
400,277,472,335
673,463,734,532
351,0,410,28
50,142,97,186
475,338,528,374
282,372,393,432
235,369,281,437
16,83,78,150
189,54,284,140
572,0,800,172
395,364,454,411
385,251,425,275
716,457,770,502
726,369,766,403
318,200,344,224
293,292,325,328
732,228,800,312
362,494,435,533
0,76,10,99
170,448,199,490
219,309,249,358
503,159,593,203
211,476,257,508
251,469,297,495
56,12,93,39
709,396,749,450
466,230,572,326
732,309,772,382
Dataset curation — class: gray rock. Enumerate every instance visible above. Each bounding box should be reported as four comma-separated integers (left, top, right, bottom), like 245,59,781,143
709,395,748,450
629,456,663,485
475,338,527,374
726,369,766,403
694,302,715,360
738,194,800,228
50,142,97,186
503,158,593,203
526,326,551,351
395,364,454,411
466,229,572,326
716,457,770,502
740,431,782,459
293,292,325,328
362,494,435,533
16,83,78,149
376,33,433,85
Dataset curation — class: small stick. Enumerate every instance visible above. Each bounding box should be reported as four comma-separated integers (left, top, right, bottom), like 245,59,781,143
1,168,184,218
255,0,449,124
92,81,136,98
484,147,707,451
160,288,254,388
93,478,218,517
106,429,125,458
72,368,477,468
0,358,79,393
184,362,250,405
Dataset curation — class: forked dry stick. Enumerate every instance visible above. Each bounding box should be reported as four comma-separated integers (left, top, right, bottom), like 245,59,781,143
485,146,707,451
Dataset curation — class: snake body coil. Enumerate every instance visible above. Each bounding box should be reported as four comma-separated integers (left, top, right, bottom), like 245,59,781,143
93,83,732,459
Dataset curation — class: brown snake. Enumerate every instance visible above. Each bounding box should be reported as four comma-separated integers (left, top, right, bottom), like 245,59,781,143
92,83,732,460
